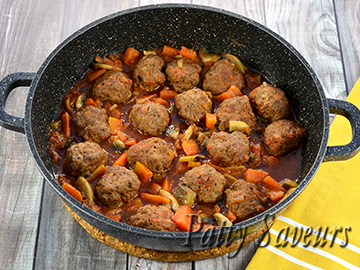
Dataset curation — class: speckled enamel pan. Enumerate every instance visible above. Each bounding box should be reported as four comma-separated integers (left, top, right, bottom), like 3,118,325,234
1,4,360,252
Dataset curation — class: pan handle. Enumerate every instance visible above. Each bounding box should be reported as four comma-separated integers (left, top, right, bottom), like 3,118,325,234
323,98,360,162
0,72,35,134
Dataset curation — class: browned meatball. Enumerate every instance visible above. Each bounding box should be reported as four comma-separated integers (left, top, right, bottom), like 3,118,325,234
180,164,226,203
165,58,202,92
174,88,212,124
203,59,245,95
127,137,174,180
249,82,290,122
128,101,170,136
225,179,266,221
207,131,250,167
92,70,132,104
65,141,107,176
264,119,305,157
71,106,110,142
132,55,166,92
94,165,141,208
215,96,256,131
129,205,177,232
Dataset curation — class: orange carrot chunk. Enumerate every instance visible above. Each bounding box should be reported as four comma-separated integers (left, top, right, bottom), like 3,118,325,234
139,192,171,204
180,46,197,62
134,162,153,183
172,204,194,232
226,211,237,223
109,117,124,135
244,168,269,183
62,112,71,138
112,151,128,167
125,138,138,146
84,98,96,106
161,177,171,192
62,182,83,203
162,45,180,58
182,139,200,156
205,113,217,129
160,87,177,99
152,97,170,108
122,47,141,66
262,186,285,202
87,68,106,82
88,164,107,182
212,85,243,103
263,176,286,191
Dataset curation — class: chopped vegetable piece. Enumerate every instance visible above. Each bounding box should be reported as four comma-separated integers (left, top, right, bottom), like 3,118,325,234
262,186,285,202
226,211,237,223
62,182,82,203
84,98,96,106
88,164,107,182
172,204,194,232
250,144,262,166
263,176,286,191
104,102,121,118
135,93,157,103
213,213,232,227
93,63,123,71
222,54,248,74
223,173,238,183
205,113,217,129
75,176,94,206
281,179,298,189
161,177,171,192
179,46,197,62
109,117,124,135
134,162,153,183
188,161,201,167
160,87,177,99
199,51,220,63
64,97,74,114
104,213,121,222
139,192,171,205
179,154,205,163
212,85,243,103
229,121,251,135
162,45,180,58
112,151,128,167
127,197,144,212
62,112,71,138
112,139,126,152
87,68,106,82
244,168,269,183
124,138,138,146
159,189,179,212
165,125,180,139
143,50,156,56
50,120,61,130
122,47,141,66
150,182,162,194
181,124,195,142
117,131,129,142
152,97,170,108
75,94,86,110
182,139,200,156
280,187,296,201
172,183,196,207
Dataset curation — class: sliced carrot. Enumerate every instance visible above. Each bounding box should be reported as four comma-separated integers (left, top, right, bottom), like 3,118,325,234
205,113,217,129
135,93,157,104
126,197,144,212
150,182,162,194
212,85,243,103
139,192,171,204
122,47,141,66
84,98,96,106
109,117,124,135
182,139,200,156
104,213,121,222
161,177,170,192
95,55,105,63
180,46,197,62
117,131,129,142
125,138,138,146
134,162,153,183
62,182,82,203
162,45,180,58
263,176,286,191
262,186,285,202
171,204,194,232
244,168,269,183
62,112,71,138
160,87,177,99
87,68,106,82
226,211,237,223
112,151,128,167
152,97,170,108
88,164,107,182
104,102,121,118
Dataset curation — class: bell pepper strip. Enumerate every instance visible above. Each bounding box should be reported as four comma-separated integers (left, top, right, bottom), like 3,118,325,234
205,113,217,129
112,151,128,167
61,112,71,138
182,139,200,156
244,168,269,183
62,182,83,203
87,164,107,182
87,68,106,82
109,117,124,135
180,46,197,62
134,162,153,183
160,87,177,99
171,204,194,232
212,85,243,103
139,192,171,204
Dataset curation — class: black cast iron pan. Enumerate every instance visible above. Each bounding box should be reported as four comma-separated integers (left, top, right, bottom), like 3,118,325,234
1,4,360,252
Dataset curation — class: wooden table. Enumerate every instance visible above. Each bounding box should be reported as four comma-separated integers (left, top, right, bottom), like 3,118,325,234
1,1,359,269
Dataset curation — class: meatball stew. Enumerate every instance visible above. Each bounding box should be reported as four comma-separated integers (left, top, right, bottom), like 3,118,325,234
48,46,304,232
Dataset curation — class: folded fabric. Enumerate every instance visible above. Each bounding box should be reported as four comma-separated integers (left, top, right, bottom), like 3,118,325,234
247,78,360,270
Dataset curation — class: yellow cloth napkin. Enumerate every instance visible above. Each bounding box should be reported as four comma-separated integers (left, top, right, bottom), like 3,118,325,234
247,79,360,270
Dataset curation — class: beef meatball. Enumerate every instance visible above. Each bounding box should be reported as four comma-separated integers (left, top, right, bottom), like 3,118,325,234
165,58,202,92
174,88,212,124
180,164,227,203
225,179,266,221
128,101,170,136
132,55,166,92
203,59,245,95
215,96,256,131
207,131,250,167
94,165,141,208
264,119,305,156
127,137,174,180
71,105,110,142
65,141,107,176
92,70,132,104
129,205,177,232
249,82,290,122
